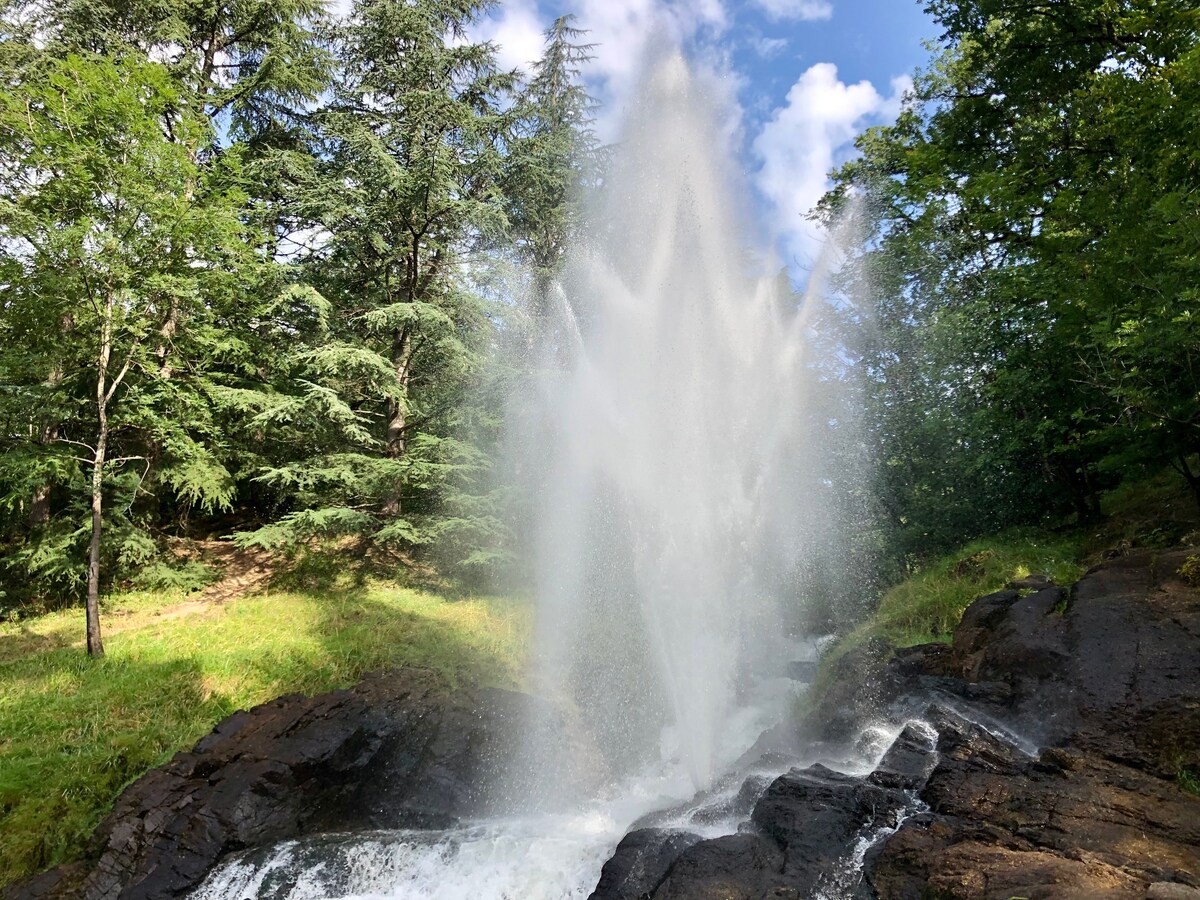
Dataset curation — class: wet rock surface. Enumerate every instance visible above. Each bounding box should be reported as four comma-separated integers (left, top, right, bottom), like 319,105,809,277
588,829,704,900
592,550,1200,900
4,669,577,900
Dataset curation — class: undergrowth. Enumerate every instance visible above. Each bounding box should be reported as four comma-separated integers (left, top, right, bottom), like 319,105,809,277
1179,768,1200,797
802,528,1084,715
851,528,1083,649
0,577,528,886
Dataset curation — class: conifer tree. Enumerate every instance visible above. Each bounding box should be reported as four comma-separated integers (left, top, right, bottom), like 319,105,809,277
504,15,602,330
235,0,515,555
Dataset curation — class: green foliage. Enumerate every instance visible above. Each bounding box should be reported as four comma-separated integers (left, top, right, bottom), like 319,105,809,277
1179,768,1200,797
837,529,1084,650
503,15,602,320
128,560,218,593
0,579,528,884
825,0,1200,563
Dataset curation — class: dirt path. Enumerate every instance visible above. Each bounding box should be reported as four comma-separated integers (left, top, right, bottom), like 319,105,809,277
147,541,277,621
0,542,279,663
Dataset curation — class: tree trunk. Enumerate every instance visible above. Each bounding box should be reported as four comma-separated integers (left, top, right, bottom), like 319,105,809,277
86,300,115,659
86,421,107,658
29,480,51,527
30,413,56,526
382,328,413,517
1176,454,1200,512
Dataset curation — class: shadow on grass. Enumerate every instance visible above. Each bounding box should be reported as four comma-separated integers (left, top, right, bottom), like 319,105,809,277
265,544,487,604
299,583,527,694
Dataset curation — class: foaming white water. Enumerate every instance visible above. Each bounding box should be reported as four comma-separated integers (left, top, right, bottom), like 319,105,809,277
188,703,923,900
189,718,775,900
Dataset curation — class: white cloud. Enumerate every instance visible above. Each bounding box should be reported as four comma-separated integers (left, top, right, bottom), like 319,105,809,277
752,63,906,267
752,35,789,59
474,0,547,73
751,0,833,22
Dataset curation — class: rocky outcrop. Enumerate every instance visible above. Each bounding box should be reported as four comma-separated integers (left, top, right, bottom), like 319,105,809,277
589,829,704,900
4,669,582,900
592,549,1200,900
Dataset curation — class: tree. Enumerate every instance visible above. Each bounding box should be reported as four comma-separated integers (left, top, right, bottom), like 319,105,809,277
822,0,1200,563
503,15,601,331
0,52,269,653
234,0,515,560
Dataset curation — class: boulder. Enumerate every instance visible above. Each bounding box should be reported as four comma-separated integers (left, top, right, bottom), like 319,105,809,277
588,829,702,900
3,669,582,900
650,833,786,900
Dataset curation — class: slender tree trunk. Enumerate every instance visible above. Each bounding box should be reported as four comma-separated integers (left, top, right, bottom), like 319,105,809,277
155,302,178,380
1175,454,1200,512
29,470,51,527
86,300,115,659
382,327,413,517
87,417,107,658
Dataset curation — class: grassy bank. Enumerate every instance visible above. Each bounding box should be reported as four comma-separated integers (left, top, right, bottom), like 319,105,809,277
0,577,528,886
856,528,1086,648
811,468,1200,702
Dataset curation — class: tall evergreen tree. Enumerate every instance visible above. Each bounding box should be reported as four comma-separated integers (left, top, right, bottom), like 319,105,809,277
503,15,601,331
235,0,515,558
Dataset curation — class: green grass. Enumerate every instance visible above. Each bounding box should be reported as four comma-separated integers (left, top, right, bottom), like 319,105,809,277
860,529,1085,648
805,529,1086,705
0,577,529,886
1179,768,1200,797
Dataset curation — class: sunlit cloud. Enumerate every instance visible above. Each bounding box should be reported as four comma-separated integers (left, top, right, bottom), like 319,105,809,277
751,0,833,22
753,63,907,268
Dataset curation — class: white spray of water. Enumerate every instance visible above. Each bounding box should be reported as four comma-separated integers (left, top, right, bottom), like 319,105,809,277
189,49,878,900
522,51,859,792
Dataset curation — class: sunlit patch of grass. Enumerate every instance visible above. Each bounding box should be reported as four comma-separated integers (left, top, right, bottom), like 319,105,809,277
863,529,1085,647
0,579,529,887
802,529,1085,716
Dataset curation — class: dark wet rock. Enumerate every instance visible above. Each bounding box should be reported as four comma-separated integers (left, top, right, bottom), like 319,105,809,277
937,549,1200,770
624,761,916,900
860,550,1200,899
628,767,779,834
800,637,899,742
867,722,938,791
889,641,953,679
650,833,786,900
752,765,905,863
867,739,1200,899
4,669,583,900
588,829,702,900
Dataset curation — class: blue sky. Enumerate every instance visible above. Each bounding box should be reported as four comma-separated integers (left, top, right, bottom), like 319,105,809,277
470,0,939,272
